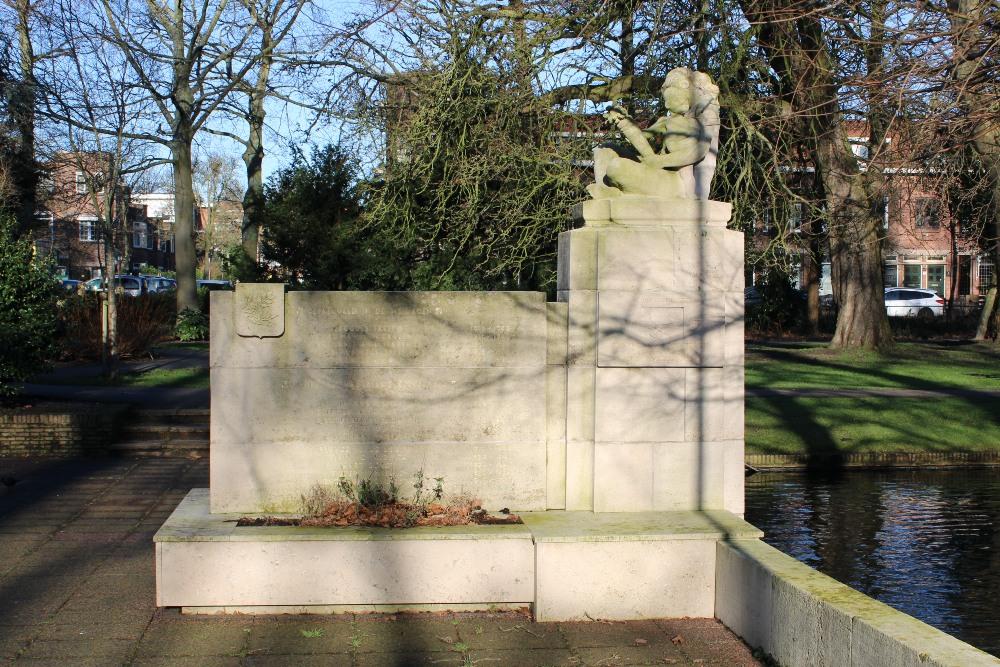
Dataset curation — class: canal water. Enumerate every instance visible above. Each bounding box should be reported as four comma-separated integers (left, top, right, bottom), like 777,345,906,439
744,468,1000,658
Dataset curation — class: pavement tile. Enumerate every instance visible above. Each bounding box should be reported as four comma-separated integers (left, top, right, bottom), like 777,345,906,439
353,652,450,667
246,618,356,655
559,621,672,648
134,621,251,657
0,637,28,659
34,619,151,642
245,654,355,666
9,658,120,666
19,638,134,660
467,648,583,667
352,617,461,654
576,645,689,666
454,617,567,650
130,658,242,667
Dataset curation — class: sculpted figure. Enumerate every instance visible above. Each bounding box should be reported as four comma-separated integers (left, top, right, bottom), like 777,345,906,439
587,67,720,200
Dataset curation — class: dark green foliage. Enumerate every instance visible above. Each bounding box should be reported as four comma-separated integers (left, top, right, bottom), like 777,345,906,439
259,145,382,289
336,475,400,508
747,269,806,335
0,217,60,397
363,57,584,293
175,307,209,341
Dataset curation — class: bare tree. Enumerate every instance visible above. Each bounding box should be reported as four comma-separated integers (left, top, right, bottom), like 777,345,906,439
63,0,262,316
35,0,168,376
192,149,242,278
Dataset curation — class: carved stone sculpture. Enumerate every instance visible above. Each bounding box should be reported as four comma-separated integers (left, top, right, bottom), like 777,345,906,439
587,67,720,201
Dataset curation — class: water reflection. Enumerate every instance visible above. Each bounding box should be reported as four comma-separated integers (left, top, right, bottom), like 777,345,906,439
745,468,1000,658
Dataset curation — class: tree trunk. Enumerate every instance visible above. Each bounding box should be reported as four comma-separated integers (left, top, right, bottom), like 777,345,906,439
973,167,1000,340
819,137,893,351
802,237,821,336
13,0,37,239
173,134,199,314
101,236,119,379
241,110,264,263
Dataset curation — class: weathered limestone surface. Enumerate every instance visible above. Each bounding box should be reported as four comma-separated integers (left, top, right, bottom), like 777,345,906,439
157,490,535,608
715,539,1000,667
557,200,745,513
211,290,548,513
524,510,761,622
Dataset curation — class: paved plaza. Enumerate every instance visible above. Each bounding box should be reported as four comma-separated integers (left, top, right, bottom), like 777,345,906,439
0,457,761,666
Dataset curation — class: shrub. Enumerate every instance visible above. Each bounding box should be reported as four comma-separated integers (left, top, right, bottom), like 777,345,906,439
57,291,176,360
746,271,806,335
0,218,61,397
175,307,209,341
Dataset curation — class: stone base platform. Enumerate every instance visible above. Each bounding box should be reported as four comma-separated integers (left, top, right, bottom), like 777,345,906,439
155,490,761,620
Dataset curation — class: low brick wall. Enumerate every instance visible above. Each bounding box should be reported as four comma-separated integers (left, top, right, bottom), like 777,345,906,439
0,403,127,457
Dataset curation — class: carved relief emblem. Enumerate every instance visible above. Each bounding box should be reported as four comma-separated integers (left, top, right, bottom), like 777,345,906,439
234,283,285,338
241,291,278,326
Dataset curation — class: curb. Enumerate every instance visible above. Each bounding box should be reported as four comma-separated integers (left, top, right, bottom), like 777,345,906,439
747,451,1000,470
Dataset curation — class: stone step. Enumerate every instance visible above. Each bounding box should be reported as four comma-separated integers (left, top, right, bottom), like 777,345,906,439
119,423,210,439
110,439,208,457
131,408,210,425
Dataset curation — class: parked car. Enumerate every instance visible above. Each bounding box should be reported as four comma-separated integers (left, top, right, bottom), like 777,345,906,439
144,276,177,293
60,279,81,291
82,275,146,296
197,279,233,291
884,287,945,318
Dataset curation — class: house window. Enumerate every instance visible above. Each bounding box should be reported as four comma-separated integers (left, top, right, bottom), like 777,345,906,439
914,198,941,228
980,260,995,291
78,217,97,242
903,264,922,288
927,265,945,295
159,237,171,253
884,264,898,288
133,221,148,249
849,138,869,160
788,202,803,232
75,171,87,194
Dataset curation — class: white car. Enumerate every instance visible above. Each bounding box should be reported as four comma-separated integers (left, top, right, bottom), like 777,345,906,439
884,288,945,318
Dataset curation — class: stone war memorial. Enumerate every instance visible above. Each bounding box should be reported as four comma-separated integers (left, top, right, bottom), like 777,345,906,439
155,69,999,666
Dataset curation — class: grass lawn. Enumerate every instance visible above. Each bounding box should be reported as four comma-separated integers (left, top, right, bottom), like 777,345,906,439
746,341,1000,455
34,366,210,389
746,395,1000,455
155,341,210,351
746,341,1000,391
119,367,209,389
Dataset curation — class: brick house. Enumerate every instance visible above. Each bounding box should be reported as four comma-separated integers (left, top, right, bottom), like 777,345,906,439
749,127,994,310
31,153,176,280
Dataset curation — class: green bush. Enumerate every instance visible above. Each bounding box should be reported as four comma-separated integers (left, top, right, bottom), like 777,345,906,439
0,218,61,397
746,271,806,335
175,307,209,341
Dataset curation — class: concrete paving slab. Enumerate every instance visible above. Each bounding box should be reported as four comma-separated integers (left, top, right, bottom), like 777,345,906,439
0,457,760,667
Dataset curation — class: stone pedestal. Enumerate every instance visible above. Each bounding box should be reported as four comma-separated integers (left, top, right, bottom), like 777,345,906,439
556,196,745,514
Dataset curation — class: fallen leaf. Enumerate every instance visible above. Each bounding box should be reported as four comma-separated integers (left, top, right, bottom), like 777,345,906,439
634,638,648,646
671,635,684,645
662,660,678,665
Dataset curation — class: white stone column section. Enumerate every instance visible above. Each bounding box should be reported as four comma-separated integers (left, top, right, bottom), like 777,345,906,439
556,197,744,513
